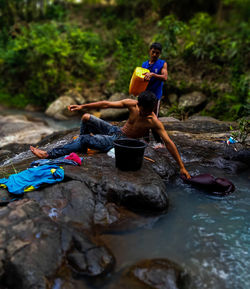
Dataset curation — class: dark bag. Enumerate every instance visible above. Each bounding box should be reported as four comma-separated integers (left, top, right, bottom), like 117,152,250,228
181,173,235,196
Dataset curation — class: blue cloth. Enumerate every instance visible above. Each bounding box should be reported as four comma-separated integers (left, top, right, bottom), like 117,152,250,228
30,156,83,168
48,115,125,159
0,165,64,195
142,59,166,100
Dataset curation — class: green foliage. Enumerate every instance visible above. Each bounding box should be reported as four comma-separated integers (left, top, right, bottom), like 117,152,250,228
166,103,188,120
207,91,249,121
0,22,104,108
182,13,221,61
112,21,147,93
222,0,250,21
154,15,186,58
0,0,68,30
230,118,250,144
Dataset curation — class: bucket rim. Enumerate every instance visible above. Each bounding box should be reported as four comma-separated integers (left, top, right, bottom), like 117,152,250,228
113,138,147,149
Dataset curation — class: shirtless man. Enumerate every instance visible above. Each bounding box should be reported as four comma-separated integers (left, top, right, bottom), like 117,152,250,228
30,91,190,178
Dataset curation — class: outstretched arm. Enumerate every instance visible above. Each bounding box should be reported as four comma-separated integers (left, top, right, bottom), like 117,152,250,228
68,99,137,112
155,122,190,178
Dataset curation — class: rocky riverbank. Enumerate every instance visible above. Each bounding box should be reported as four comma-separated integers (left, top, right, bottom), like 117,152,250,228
0,117,249,289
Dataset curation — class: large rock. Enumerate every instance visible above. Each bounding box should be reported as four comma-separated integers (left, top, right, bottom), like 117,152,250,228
100,93,129,120
110,258,190,289
0,199,115,288
0,115,54,148
0,199,62,289
178,91,206,110
45,95,77,120
63,153,169,213
0,116,249,288
161,116,234,133
45,89,86,120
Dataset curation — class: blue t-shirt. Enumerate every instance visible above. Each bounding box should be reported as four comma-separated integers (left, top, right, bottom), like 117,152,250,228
142,59,166,100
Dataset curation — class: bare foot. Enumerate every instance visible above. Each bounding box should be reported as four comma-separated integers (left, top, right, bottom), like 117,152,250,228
30,146,49,159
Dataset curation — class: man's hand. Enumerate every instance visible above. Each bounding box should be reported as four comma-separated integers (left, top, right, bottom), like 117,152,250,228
180,167,191,179
143,72,154,81
68,104,82,112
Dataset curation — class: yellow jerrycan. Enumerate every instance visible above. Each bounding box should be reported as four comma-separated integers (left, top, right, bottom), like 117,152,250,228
129,67,150,96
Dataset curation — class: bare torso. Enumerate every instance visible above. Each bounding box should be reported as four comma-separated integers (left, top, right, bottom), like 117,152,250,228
121,105,157,138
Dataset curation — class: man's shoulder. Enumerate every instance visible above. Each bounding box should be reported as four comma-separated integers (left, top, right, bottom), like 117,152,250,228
157,59,166,66
123,98,137,106
142,60,149,67
151,115,164,128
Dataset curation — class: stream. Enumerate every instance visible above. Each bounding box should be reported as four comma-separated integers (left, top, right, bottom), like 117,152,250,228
66,167,250,289
1,110,250,289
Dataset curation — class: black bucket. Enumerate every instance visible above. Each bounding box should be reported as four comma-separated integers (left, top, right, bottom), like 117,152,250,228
113,138,147,171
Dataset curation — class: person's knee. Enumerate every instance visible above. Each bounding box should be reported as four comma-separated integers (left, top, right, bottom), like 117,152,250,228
81,113,91,122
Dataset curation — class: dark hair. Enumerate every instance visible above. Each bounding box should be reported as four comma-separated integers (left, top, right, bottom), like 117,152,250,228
138,91,157,111
150,42,162,52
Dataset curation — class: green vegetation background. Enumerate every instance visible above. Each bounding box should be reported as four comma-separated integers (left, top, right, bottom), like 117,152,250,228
0,0,249,120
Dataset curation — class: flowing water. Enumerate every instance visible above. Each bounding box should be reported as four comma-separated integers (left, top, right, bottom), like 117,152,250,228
1,110,250,288
0,108,80,131
86,167,250,289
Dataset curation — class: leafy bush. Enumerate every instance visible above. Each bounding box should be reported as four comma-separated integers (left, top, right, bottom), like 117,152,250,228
182,13,221,61
112,21,148,93
154,14,186,59
230,118,250,144
0,22,105,108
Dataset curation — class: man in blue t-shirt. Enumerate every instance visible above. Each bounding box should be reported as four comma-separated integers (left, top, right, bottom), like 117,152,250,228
142,42,168,143
142,42,168,116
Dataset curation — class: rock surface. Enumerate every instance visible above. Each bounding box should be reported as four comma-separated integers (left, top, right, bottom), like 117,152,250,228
110,258,190,289
178,91,206,110
0,115,54,148
100,93,130,120
45,89,86,120
0,116,249,288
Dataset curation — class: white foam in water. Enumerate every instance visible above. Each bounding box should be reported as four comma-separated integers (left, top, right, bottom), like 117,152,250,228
0,151,31,167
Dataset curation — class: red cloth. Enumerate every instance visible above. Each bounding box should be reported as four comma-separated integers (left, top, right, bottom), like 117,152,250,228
64,153,82,165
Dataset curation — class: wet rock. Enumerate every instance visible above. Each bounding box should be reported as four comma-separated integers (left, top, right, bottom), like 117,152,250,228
111,258,190,289
64,153,169,213
0,149,12,164
66,228,115,277
144,146,177,180
26,179,96,231
162,116,234,133
179,91,206,110
0,199,62,289
160,116,180,123
0,249,5,278
209,156,248,173
0,115,248,288
0,198,115,288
